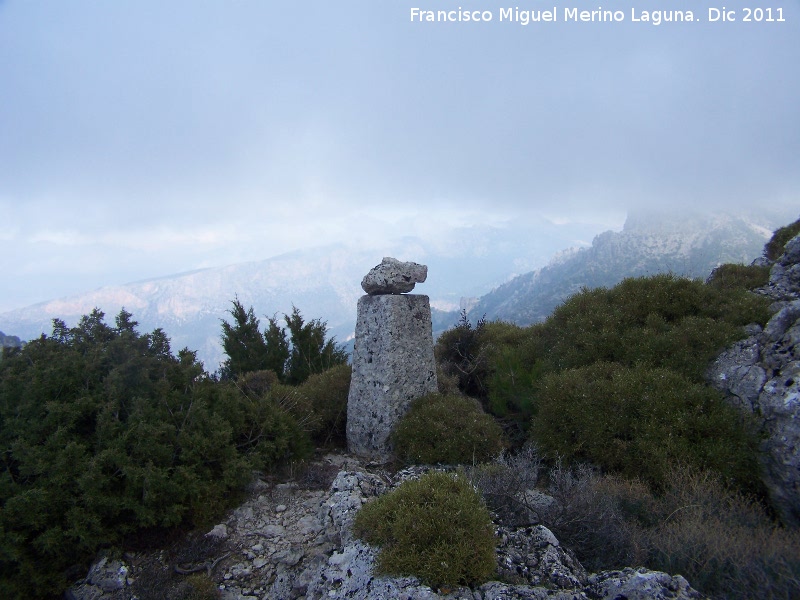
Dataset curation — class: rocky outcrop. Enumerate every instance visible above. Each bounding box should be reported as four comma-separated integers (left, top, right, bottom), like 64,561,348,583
707,233,800,527
348,262,438,462
361,257,428,295
758,234,800,302
69,457,705,600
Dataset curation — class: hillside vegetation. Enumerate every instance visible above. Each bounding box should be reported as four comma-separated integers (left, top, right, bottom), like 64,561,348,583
0,304,345,597
436,272,770,495
1,220,798,599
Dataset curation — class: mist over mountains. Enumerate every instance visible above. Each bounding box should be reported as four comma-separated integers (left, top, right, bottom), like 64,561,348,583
1,209,794,371
466,209,788,325
0,219,607,371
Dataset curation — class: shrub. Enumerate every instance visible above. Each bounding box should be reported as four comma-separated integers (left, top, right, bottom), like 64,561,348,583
765,217,800,261
538,274,770,377
644,466,800,600
530,363,764,494
530,463,800,598
468,444,542,526
353,471,496,589
537,462,650,571
392,393,507,465
706,263,770,292
0,310,311,598
435,311,490,398
296,363,351,446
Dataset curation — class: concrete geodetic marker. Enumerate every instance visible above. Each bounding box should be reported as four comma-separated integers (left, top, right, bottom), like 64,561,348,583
346,258,438,462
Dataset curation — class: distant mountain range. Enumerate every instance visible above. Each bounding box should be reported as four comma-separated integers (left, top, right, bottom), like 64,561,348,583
1,209,794,371
0,219,608,371
465,209,788,325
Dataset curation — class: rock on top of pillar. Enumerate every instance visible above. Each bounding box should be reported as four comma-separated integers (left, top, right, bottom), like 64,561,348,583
361,257,428,295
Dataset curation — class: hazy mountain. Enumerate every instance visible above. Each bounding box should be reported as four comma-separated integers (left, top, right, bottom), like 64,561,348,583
0,219,608,371
0,331,23,350
3,209,792,372
466,209,793,326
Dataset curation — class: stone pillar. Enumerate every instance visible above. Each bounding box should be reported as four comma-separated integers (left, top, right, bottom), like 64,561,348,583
346,294,438,462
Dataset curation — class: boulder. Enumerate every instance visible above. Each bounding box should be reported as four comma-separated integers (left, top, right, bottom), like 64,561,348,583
361,257,428,295
587,567,704,600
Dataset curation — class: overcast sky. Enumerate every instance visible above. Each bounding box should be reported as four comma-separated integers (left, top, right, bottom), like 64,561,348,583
1,1,798,312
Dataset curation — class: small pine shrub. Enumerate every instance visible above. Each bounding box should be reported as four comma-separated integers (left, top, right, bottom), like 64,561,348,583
435,311,490,398
296,363,351,446
435,314,529,401
765,217,800,261
391,393,507,465
353,471,496,589
706,263,770,292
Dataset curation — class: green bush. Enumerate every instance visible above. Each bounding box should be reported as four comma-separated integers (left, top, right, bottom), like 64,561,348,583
765,217,800,261
353,471,496,589
530,362,763,494
0,309,311,598
538,274,770,376
707,263,770,292
296,363,351,446
435,311,490,398
392,394,507,465
435,313,529,401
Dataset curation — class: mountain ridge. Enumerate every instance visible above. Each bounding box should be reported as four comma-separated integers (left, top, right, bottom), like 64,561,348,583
2,209,794,370
466,209,790,325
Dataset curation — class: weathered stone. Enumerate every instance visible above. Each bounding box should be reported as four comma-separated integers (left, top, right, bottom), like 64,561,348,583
758,361,800,526
760,234,800,301
361,257,428,295
711,233,800,527
495,525,587,589
346,294,438,462
761,300,800,342
65,584,105,600
587,568,704,599
206,523,228,539
85,557,129,592
707,337,764,412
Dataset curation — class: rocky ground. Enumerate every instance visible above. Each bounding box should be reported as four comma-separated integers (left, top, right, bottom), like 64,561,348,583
68,452,705,600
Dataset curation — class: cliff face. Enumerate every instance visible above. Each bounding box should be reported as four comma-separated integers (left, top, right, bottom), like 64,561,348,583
708,232,800,526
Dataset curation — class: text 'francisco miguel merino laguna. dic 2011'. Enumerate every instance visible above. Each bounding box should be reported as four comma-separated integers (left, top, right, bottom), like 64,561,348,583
410,6,786,25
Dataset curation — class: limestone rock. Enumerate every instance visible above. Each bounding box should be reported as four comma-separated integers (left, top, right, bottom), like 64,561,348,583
347,294,438,462
86,558,129,592
495,525,587,589
587,567,704,599
361,257,428,295
708,233,800,526
68,458,706,600
759,234,800,301
707,337,766,413
758,360,800,526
